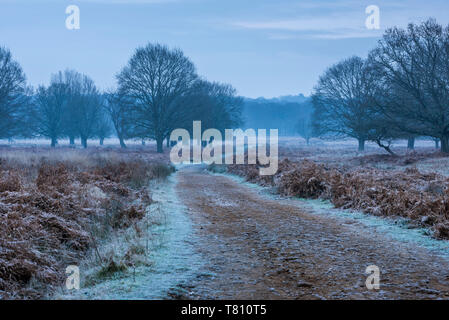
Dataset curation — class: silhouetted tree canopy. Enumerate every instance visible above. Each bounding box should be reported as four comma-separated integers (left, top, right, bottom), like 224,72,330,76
117,43,198,153
369,19,449,152
0,47,29,139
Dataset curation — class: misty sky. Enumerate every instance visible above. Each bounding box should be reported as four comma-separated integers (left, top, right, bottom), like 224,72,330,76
1,0,448,98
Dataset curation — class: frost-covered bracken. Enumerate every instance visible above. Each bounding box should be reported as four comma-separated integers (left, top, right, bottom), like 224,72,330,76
0,148,172,299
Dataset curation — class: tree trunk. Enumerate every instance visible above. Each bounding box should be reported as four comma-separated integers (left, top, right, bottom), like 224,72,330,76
81,137,88,149
376,140,396,156
100,138,104,146
358,138,365,152
156,138,163,153
51,137,57,148
119,137,127,149
435,139,440,149
382,145,396,156
69,136,75,145
441,136,449,153
407,137,415,150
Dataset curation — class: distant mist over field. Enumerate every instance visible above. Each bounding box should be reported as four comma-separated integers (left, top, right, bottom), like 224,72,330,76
242,94,313,136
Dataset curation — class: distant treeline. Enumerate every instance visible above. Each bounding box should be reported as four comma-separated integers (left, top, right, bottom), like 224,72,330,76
242,95,314,139
0,44,243,152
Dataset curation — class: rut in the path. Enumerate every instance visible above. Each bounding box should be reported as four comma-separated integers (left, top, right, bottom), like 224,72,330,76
175,166,449,300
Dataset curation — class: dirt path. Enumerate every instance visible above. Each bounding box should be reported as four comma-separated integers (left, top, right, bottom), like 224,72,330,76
175,165,449,300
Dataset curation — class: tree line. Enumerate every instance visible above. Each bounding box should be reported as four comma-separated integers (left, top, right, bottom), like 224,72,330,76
0,43,243,153
311,19,449,154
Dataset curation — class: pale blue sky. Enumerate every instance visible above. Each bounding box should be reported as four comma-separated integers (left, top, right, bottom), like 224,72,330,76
0,0,448,98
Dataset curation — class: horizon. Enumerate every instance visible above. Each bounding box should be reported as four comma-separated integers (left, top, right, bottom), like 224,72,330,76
1,0,449,98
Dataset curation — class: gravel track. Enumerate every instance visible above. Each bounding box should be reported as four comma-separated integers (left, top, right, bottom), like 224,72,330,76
175,166,449,300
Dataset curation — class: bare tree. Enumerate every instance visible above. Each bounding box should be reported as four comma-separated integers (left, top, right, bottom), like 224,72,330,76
95,107,113,146
183,80,243,135
117,43,198,153
104,91,132,148
203,81,243,132
50,70,103,148
34,81,69,147
312,57,391,153
60,70,83,145
296,116,313,145
0,47,28,139
369,19,449,152
75,76,103,148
